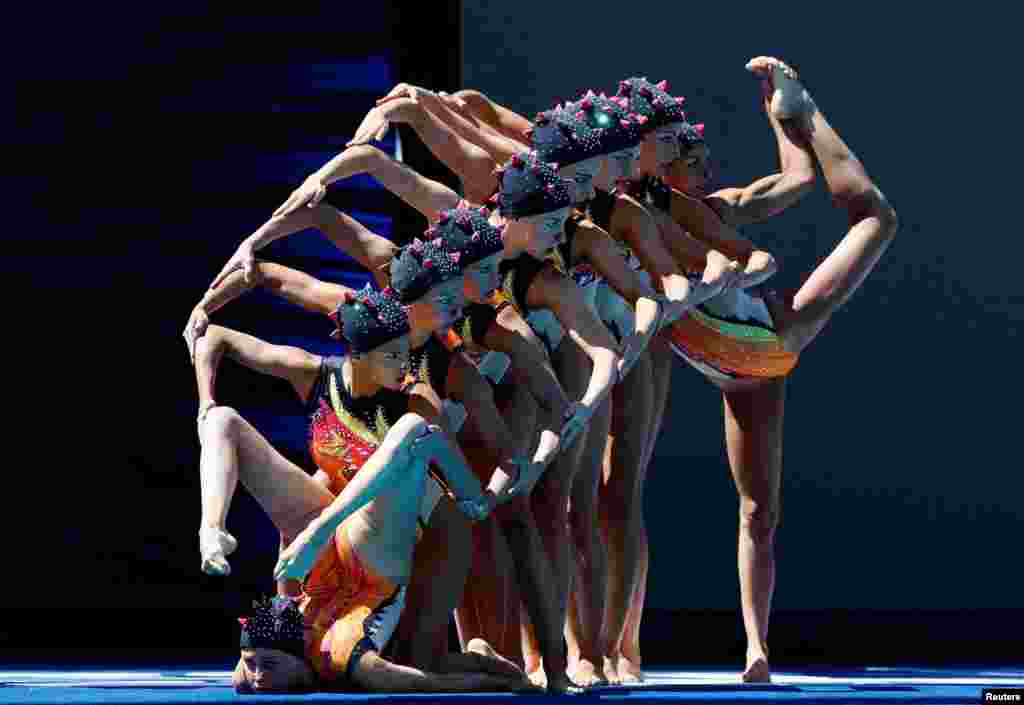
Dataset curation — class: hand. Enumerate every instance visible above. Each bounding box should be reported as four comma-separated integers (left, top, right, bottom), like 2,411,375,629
209,239,258,291
273,520,329,582
184,306,210,364
503,459,546,500
409,423,446,461
440,400,468,434
272,176,328,219
456,491,497,522
376,82,431,106
618,333,646,379
559,402,592,451
348,99,421,147
196,400,218,443
437,91,468,111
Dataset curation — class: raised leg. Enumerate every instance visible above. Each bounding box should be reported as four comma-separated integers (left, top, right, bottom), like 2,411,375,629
198,406,334,575
766,65,899,352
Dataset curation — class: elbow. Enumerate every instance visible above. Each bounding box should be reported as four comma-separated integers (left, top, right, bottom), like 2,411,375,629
193,328,224,363
788,166,817,194
878,198,899,240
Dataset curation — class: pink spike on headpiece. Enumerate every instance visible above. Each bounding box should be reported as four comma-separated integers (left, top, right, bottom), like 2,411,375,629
694,123,705,135
471,232,481,242
584,89,596,98
656,79,668,91
599,92,608,99
580,98,594,111
618,80,631,95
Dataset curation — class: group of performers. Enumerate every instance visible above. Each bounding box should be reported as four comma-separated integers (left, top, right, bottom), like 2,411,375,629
183,55,898,694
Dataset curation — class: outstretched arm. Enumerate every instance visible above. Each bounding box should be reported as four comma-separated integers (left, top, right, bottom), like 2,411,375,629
448,89,534,143
194,325,322,410
349,97,501,204
276,144,462,222
705,70,817,229
528,268,621,412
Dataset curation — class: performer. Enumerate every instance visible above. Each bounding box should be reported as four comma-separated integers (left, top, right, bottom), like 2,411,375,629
192,287,533,692
633,57,896,682
195,214,579,692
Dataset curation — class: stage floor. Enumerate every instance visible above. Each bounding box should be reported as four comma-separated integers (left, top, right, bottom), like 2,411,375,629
2,666,1023,703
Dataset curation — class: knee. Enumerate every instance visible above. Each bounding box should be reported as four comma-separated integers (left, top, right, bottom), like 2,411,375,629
738,498,779,545
203,406,243,440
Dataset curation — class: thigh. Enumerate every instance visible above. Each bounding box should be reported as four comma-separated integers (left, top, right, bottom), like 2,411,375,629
722,379,785,507
226,410,335,540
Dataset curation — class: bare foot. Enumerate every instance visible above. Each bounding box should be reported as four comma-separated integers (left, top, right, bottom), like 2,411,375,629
568,658,609,688
465,638,527,681
527,667,547,690
701,250,742,298
603,655,622,685
741,655,772,683
199,527,237,576
616,654,644,685
745,56,814,123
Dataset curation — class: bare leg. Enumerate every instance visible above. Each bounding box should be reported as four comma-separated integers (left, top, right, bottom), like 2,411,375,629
351,651,538,693
198,407,334,574
609,337,670,680
524,337,590,690
566,395,612,686
723,379,785,683
768,68,899,352
599,351,654,682
390,496,472,671
454,516,520,659
618,525,647,683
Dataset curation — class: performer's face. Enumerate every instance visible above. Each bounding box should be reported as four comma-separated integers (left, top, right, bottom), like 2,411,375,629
367,334,412,389
560,157,602,203
520,206,571,258
463,252,503,303
234,648,314,693
605,144,642,183
414,278,466,332
665,143,712,195
653,122,685,168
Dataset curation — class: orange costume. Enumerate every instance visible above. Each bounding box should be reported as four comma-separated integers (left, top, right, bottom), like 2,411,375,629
300,355,411,683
